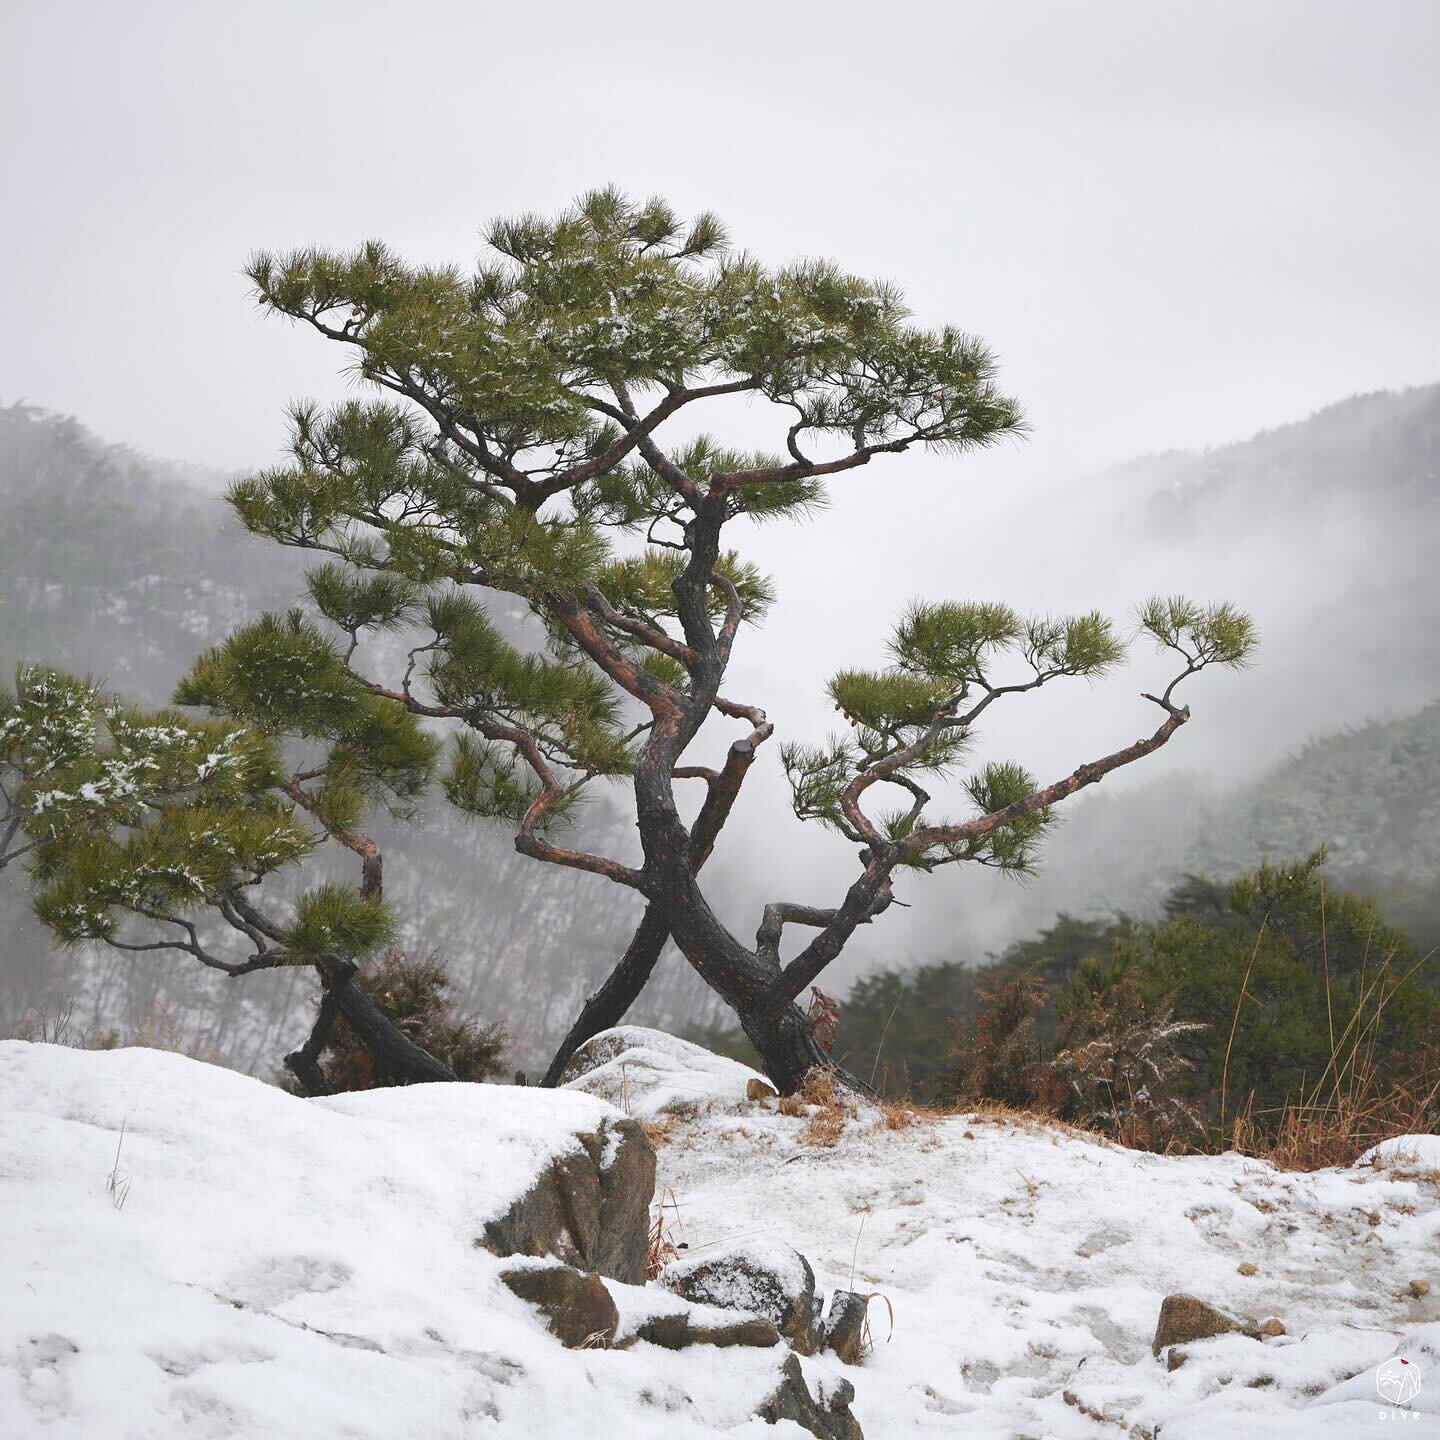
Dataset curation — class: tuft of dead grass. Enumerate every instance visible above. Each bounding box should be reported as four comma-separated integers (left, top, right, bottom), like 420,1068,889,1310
127,1003,217,1062
880,1101,927,1131
640,1115,678,1150
852,1290,896,1361
776,1069,858,1147
959,1098,1113,1147
777,1072,950,1145
12,999,215,1061
1217,901,1440,1172
105,1118,132,1211
645,1186,683,1281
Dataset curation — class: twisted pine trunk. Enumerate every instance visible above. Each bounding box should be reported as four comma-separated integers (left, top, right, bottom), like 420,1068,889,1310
284,957,457,1095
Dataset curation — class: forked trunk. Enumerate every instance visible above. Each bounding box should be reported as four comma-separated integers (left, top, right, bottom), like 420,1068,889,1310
540,904,669,1087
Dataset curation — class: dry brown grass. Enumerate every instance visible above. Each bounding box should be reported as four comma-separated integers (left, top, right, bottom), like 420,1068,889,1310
958,1097,1112,1146
640,1115,678,1150
774,1072,950,1145
880,1100,933,1131
775,1069,859,1147
11,1000,108,1049
1216,899,1440,1171
1233,1089,1440,1174
857,1291,896,1360
1227,1031,1440,1173
128,1003,218,1062
645,1185,683,1281
951,1068,1438,1170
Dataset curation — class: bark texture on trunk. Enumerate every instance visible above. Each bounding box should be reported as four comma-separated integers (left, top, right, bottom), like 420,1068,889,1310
739,1001,834,1096
334,979,458,1085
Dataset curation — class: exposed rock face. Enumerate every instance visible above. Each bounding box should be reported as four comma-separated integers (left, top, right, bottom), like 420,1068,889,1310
666,1239,822,1355
1151,1294,1259,1356
477,1112,655,1284
821,1290,870,1365
757,1353,863,1440
498,1260,619,1349
631,1310,780,1350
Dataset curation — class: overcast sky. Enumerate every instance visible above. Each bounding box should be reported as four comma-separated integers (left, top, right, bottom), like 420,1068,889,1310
3,0,1436,476
3,0,1438,962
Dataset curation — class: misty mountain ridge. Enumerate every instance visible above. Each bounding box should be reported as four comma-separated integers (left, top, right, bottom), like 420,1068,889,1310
1144,382,1440,521
828,380,1440,969
2,382,1438,1061
1078,381,1438,777
0,401,305,699
951,700,1440,957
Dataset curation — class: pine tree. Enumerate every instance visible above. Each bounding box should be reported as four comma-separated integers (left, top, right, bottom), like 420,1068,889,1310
21,191,1257,1092
2,663,457,1089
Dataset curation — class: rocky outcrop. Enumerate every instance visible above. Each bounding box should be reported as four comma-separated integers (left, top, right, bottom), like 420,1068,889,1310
560,1026,770,1120
502,1260,785,1355
498,1260,619,1349
476,1112,655,1284
666,1239,822,1354
820,1290,870,1365
1151,1294,1260,1356
757,1354,863,1440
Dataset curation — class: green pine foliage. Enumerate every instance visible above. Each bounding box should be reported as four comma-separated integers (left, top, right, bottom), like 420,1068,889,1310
285,881,396,962
1137,596,1258,671
3,666,288,884
443,733,552,828
783,592,1226,878
5,665,410,973
593,547,776,629
217,189,1255,905
201,186,1122,879
2,667,304,941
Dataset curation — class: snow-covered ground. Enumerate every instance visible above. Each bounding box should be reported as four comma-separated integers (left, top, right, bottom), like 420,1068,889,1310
2,1034,1437,1438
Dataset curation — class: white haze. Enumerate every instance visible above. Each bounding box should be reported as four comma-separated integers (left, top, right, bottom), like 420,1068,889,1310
3,0,1438,981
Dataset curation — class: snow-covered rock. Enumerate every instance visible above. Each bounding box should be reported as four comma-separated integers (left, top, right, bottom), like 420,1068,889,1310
667,1238,821,1354
0,1042,803,1438
609,1281,782,1351
1358,1133,1440,1172
473,1102,654,1284
560,1025,768,1119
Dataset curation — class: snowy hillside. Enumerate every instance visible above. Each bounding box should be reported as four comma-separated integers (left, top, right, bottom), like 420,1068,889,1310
2,1035,1437,1438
